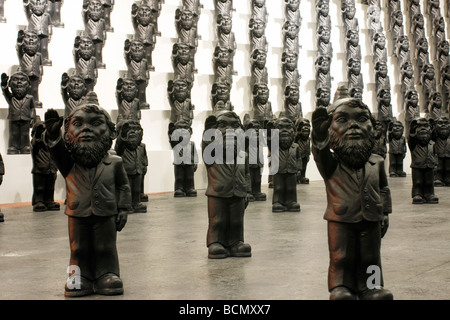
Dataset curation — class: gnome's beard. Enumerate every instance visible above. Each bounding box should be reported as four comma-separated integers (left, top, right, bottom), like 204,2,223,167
66,134,112,168
12,86,28,99
122,135,142,151
279,135,294,150
330,130,375,169
416,131,431,146
437,128,450,140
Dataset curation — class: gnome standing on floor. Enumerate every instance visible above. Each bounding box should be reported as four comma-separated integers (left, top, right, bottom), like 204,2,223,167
44,92,132,297
311,87,393,300
202,110,252,259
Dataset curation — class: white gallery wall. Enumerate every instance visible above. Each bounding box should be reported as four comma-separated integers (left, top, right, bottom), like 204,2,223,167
0,0,448,205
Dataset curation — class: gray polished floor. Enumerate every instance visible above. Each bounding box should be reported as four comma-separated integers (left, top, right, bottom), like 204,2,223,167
0,177,449,300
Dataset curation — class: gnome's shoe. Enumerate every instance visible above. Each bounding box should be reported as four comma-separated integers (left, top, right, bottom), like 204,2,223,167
21,146,31,154
389,172,398,177
174,189,186,197
46,202,61,211
94,273,124,296
247,193,255,202
0,211,4,222
133,203,147,213
300,177,309,184
33,202,47,212
7,147,19,155
65,276,94,297
228,241,251,258
253,192,266,201
186,188,197,197
287,202,301,212
329,286,357,300
140,102,150,109
434,179,445,187
358,288,394,300
208,243,229,259
425,195,439,204
398,171,406,177
140,194,149,202
272,202,286,212
412,195,425,204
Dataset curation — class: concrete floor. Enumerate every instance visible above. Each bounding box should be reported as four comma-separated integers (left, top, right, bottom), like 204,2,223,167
0,177,449,300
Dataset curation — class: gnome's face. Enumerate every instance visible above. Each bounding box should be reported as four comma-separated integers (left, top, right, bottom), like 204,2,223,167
377,62,388,78
88,0,103,21
286,86,299,104
298,121,311,140
68,76,86,100
276,118,295,150
23,32,40,56
391,121,404,140
219,15,232,34
10,73,30,99
65,107,113,168
130,40,145,62
175,44,191,64
286,0,299,11
255,85,269,104
254,52,267,69
173,80,189,102
216,48,230,67
120,121,143,150
251,20,265,37
436,117,450,139
137,5,154,26
79,37,95,59
121,80,138,102
214,84,230,102
31,1,46,16
329,102,375,169
180,10,194,29
415,118,432,146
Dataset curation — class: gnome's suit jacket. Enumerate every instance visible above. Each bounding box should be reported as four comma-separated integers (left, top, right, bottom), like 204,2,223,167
47,136,131,217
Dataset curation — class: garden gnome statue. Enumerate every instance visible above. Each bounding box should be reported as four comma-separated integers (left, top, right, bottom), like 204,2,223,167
115,77,141,122
82,0,107,69
387,119,407,177
124,38,150,109
16,29,43,108
73,35,98,93
31,120,60,212
61,73,87,118
243,113,266,201
114,119,147,213
44,92,132,297
1,71,36,154
202,110,252,259
267,114,302,212
294,118,311,184
311,92,393,300
432,116,450,186
168,120,198,198
23,0,53,66
408,117,439,204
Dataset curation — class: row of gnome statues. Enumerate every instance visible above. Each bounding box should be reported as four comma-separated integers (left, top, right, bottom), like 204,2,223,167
2,68,450,215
